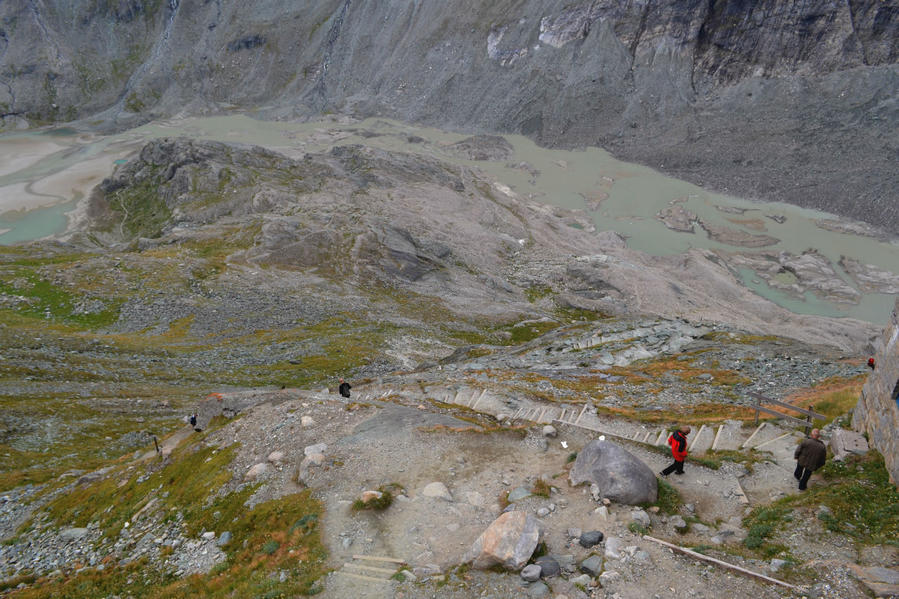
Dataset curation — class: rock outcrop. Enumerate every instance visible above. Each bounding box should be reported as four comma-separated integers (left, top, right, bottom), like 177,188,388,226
853,297,899,487
1,1,896,233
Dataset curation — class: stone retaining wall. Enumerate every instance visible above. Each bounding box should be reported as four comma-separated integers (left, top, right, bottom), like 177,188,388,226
852,297,899,486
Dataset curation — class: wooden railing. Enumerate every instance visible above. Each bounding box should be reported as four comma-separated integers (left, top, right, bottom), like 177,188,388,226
748,391,826,434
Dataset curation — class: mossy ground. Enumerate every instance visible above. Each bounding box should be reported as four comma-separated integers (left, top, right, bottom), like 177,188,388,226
13,424,327,598
741,453,899,559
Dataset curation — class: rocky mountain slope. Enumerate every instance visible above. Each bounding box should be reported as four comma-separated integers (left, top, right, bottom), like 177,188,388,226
80,136,880,351
1,133,897,598
1,1,897,232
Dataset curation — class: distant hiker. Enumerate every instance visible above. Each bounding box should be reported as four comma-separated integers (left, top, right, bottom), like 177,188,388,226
661,425,691,476
794,428,826,491
189,413,197,428
867,357,875,370
338,378,352,398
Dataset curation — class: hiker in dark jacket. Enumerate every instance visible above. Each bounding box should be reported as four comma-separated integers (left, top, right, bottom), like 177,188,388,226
794,428,826,490
338,378,352,398
661,425,691,476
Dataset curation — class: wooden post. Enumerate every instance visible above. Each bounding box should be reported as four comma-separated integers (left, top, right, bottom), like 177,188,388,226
153,435,160,455
754,393,760,426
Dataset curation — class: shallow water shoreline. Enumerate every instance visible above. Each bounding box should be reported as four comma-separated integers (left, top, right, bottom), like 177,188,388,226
1,114,897,324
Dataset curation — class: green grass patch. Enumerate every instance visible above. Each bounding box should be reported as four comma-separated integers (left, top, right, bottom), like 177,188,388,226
627,521,649,535
649,478,683,515
740,453,899,555
531,479,551,498
787,453,899,545
524,285,552,303
105,172,173,239
351,484,403,511
45,434,238,539
15,491,327,598
742,505,793,557
503,320,558,345
0,266,122,329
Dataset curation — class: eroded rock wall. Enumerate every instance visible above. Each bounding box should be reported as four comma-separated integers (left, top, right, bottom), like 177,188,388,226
853,297,899,486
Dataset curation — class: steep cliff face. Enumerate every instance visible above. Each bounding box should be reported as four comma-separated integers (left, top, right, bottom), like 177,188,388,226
1,1,897,231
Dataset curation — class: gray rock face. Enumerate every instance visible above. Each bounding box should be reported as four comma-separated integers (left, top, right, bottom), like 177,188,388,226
853,298,899,489
0,2,895,233
569,440,658,505
829,428,870,461
463,511,543,571
579,531,604,548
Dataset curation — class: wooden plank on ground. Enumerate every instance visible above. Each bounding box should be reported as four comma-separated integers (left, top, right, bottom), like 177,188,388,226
336,571,392,583
741,423,766,449
642,535,797,590
574,404,588,426
748,393,825,420
344,563,397,575
733,477,750,505
352,555,406,564
752,431,794,450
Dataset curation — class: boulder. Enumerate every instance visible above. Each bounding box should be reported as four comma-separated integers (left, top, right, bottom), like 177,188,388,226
830,429,869,461
569,440,657,505
630,509,651,527
521,564,542,581
579,531,604,547
580,554,603,576
542,425,558,438
535,556,561,578
463,511,543,570
267,451,285,465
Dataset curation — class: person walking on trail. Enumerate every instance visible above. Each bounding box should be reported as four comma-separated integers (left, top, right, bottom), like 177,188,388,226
189,413,197,428
661,425,691,476
338,378,352,398
794,428,826,491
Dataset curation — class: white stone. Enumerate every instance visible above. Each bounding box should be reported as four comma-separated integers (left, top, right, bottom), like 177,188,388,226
301,416,316,427
422,482,453,502
267,451,284,465
304,443,326,456
245,462,269,480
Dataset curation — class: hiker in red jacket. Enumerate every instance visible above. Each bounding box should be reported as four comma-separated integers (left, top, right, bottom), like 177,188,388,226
661,425,691,476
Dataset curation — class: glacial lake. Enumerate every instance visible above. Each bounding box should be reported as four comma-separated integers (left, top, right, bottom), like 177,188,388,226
1,114,896,324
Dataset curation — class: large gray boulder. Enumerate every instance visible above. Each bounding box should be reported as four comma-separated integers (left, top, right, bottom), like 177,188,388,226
569,440,657,505
463,511,543,571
